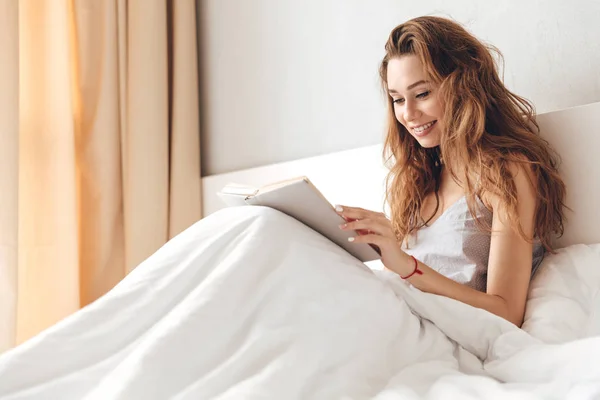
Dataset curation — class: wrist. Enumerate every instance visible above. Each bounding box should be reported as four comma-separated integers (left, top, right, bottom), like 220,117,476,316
391,252,413,275
399,255,422,280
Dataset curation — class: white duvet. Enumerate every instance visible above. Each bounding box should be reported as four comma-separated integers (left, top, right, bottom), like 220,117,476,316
0,206,599,399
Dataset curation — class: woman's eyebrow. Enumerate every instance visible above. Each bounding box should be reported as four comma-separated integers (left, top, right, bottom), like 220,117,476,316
388,80,429,94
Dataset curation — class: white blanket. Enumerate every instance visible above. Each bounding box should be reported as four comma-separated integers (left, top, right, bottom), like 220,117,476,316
0,206,599,399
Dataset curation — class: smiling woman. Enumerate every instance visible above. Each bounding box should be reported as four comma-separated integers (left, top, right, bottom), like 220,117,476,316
336,16,567,327
386,58,443,148
0,13,586,400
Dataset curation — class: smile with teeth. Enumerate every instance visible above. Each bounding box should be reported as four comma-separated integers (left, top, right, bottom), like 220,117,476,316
412,120,437,133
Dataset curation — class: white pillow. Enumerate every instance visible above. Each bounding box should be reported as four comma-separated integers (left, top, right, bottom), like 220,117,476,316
522,243,600,343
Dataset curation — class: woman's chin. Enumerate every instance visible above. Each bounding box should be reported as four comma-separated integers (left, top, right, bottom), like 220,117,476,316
415,136,441,148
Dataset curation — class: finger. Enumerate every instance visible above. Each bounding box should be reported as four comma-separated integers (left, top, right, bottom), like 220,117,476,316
334,205,373,220
340,219,383,235
343,206,387,221
375,212,390,222
340,219,395,238
333,205,354,222
367,212,393,229
347,234,385,247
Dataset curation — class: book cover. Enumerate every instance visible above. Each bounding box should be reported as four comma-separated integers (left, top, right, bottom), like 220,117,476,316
218,177,381,262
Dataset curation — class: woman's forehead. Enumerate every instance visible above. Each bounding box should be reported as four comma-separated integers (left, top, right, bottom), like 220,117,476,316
387,56,429,92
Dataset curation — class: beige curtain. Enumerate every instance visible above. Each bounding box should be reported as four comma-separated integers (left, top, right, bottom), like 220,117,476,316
0,0,202,352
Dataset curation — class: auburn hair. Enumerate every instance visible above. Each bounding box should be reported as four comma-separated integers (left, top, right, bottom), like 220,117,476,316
379,16,566,251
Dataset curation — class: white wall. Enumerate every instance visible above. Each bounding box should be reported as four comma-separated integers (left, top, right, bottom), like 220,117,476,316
198,0,600,176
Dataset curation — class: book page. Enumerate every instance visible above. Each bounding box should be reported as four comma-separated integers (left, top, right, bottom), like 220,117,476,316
219,183,257,197
257,176,308,194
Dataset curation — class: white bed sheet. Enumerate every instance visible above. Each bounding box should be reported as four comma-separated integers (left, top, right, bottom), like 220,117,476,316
0,206,598,399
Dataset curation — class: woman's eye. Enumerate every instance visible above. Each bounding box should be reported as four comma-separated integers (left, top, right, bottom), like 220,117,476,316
416,90,431,99
393,98,405,104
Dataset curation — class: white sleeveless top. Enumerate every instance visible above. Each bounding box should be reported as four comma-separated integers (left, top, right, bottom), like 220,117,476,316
402,196,545,292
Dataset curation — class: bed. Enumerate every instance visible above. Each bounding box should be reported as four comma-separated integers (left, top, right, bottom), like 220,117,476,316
0,102,598,399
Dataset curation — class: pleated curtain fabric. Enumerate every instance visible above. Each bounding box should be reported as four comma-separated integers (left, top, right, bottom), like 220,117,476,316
0,0,202,352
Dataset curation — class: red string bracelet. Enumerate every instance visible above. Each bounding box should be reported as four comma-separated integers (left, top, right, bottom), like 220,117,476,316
400,255,423,280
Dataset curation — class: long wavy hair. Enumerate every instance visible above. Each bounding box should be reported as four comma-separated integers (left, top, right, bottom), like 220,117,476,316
380,16,566,250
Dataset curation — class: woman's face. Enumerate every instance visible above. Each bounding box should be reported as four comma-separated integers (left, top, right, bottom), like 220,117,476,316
386,55,444,148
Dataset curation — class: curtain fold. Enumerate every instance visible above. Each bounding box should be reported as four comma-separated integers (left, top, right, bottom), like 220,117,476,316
0,0,20,352
71,0,128,305
18,0,81,346
0,0,202,352
168,0,202,239
124,0,171,273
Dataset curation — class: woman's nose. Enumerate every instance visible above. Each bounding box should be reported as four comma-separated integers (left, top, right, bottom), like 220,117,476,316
404,101,421,122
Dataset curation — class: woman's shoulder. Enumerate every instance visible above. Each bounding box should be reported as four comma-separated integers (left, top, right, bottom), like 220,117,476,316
478,156,537,212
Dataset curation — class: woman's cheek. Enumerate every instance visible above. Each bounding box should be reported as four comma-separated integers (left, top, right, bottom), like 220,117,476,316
394,111,404,125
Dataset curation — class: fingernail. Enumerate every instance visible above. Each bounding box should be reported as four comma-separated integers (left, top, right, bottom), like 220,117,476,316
335,205,343,212
339,223,346,229
347,237,355,242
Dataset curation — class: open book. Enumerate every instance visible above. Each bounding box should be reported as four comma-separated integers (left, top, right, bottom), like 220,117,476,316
217,176,382,262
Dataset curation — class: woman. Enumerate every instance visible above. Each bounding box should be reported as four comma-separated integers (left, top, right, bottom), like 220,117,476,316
0,15,571,399
337,16,566,327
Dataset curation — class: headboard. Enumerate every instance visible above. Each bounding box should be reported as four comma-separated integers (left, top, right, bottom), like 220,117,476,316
535,102,600,247
202,101,600,249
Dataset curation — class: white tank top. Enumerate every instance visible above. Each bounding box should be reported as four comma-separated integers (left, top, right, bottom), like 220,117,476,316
402,196,545,292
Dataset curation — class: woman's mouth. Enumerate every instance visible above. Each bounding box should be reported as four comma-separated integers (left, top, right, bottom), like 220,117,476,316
411,120,437,137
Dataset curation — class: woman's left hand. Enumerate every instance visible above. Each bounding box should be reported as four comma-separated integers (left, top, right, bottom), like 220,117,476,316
335,205,413,276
